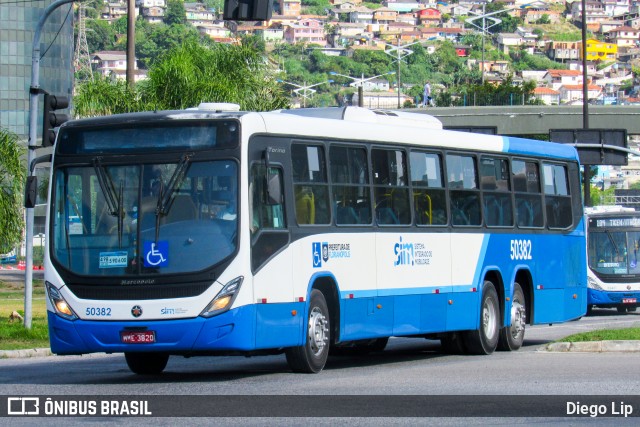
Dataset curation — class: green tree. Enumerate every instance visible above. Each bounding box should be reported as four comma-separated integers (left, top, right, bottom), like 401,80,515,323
73,75,143,117
0,128,26,253
536,14,551,25
143,40,289,111
85,18,116,53
165,0,187,25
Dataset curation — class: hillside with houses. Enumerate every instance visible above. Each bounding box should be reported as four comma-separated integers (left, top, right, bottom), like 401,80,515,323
89,0,640,106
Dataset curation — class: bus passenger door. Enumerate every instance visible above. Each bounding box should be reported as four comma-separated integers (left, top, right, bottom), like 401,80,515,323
248,141,298,349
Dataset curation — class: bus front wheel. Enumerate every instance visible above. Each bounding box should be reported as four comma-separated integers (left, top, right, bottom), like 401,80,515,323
497,282,526,351
124,352,169,375
464,281,500,355
286,289,330,373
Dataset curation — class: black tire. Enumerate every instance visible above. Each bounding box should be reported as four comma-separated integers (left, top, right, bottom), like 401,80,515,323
286,289,330,373
586,305,593,316
498,282,526,351
440,332,466,355
463,281,500,355
617,306,628,314
124,352,169,375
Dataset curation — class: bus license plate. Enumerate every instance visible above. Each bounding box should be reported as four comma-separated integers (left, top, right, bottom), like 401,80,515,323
622,298,636,304
120,331,156,344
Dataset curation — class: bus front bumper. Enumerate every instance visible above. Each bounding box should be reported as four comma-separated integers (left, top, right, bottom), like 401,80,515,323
587,288,640,308
47,304,257,355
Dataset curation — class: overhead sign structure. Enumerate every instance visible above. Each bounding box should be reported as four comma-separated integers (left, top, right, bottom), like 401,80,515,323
445,126,497,135
549,129,628,166
223,0,272,21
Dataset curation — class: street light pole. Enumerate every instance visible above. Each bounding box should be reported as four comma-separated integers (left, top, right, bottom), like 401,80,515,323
26,0,76,329
329,71,395,107
277,79,334,108
381,39,422,109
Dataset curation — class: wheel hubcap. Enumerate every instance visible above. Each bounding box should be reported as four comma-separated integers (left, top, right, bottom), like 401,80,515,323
308,306,328,356
482,298,497,340
511,300,526,338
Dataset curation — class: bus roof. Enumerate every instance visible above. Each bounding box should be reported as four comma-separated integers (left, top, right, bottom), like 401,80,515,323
60,106,579,162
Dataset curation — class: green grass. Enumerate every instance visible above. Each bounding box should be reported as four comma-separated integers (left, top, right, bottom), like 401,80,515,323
0,279,49,351
559,328,640,343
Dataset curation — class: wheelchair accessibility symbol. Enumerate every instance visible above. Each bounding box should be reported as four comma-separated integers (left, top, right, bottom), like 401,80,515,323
143,241,168,267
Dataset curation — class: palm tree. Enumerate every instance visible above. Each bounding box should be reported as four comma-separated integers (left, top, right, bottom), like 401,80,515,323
73,74,143,117
142,40,289,111
0,127,26,253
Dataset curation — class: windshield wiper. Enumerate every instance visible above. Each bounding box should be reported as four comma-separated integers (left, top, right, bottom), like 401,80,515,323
93,157,124,247
154,153,192,242
606,230,621,258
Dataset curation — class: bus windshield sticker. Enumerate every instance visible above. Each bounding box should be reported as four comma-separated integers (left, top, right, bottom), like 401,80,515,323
143,241,169,268
99,251,128,269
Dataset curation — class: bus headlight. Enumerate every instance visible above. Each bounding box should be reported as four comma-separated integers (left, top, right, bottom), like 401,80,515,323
46,282,78,321
200,276,243,318
587,277,603,291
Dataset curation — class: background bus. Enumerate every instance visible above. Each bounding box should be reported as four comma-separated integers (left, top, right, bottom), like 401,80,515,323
38,105,586,374
585,205,640,314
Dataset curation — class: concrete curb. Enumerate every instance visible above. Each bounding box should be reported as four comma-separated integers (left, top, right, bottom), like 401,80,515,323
540,340,640,353
0,348,52,359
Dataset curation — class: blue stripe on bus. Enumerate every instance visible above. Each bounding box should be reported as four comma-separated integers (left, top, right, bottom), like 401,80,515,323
473,234,490,291
505,136,579,160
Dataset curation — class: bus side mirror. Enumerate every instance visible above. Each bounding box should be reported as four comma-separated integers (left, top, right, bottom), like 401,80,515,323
25,176,38,208
266,171,282,206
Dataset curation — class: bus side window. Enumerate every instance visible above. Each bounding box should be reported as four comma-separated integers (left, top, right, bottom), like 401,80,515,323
480,157,513,227
372,148,410,225
512,160,544,228
543,163,572,229
291,143,330,225
330,145,372,225
446,154,481,226
410,151,446,226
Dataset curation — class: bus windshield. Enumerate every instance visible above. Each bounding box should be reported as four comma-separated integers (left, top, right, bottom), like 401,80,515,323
588,229,640,276
51,159,238,277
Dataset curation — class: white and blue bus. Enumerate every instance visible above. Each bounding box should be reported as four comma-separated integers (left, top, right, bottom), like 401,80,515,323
585,205,640,314
40,105,586,374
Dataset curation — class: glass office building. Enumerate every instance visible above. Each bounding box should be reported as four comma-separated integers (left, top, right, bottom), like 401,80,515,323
0,1,74,141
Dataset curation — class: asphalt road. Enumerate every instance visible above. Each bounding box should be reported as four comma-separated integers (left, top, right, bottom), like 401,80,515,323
1,291,639,425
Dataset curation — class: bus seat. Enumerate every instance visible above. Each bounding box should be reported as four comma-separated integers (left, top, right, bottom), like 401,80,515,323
513,174,527,192
516,199,534,227
295,188,315,224
481,176,497,190
165,194,196,223
484,195,501,226
377,207,399,225
336,205,359,224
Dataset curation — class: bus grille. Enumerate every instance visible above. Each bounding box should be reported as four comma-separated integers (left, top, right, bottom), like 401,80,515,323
66,283,211,300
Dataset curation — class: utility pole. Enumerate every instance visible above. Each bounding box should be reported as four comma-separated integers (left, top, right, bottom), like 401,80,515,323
126,0,136,86
581,0,591,206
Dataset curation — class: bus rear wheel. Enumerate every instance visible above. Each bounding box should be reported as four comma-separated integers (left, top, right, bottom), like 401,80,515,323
124,352,169,375
464,281,500,355
498,282,526,351
286,289,330,373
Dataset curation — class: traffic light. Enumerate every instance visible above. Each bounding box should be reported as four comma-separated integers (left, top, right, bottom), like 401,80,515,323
42,93,69,147
223,0,272,21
